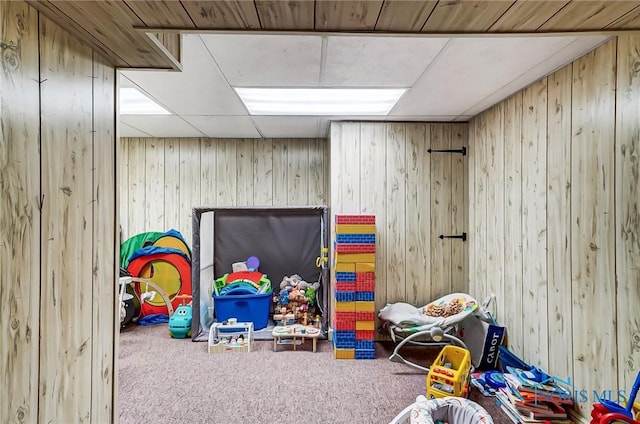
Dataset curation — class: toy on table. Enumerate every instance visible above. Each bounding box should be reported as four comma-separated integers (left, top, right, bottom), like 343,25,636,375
168,294,192,338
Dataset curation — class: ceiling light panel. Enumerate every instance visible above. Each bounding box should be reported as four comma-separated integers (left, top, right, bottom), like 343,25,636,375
235,88,406,115
120,34,247,116
119,87,171,115
322,36,449,87
200,34,322,87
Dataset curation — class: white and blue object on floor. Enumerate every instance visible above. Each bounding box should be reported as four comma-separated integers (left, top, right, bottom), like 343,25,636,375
389,395,494,424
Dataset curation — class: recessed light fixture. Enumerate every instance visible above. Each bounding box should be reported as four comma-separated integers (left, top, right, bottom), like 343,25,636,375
234,87,406,115
119,87,172,115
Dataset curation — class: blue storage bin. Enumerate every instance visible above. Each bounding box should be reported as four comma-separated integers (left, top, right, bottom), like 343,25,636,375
213,292,272,330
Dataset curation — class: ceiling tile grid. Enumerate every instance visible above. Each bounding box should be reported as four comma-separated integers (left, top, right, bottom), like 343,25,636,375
119,33,611,138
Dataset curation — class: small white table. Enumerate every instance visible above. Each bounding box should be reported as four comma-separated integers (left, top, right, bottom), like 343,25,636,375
272,325,321,353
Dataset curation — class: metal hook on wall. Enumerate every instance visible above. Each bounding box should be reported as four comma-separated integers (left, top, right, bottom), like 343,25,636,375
439,232,467,242
427,146,467,156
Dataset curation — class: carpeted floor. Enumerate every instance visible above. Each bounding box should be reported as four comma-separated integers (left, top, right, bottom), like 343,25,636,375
118,324,512,424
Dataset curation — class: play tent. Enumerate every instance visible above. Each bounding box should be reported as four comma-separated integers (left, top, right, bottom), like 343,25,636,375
122,229,192,318
191,206,329,341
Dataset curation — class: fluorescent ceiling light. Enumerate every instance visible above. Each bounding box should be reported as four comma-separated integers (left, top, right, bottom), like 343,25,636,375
119,87,171,115
234,88,406,115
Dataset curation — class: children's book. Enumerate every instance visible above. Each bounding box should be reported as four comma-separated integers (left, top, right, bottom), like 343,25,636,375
505,367,573,402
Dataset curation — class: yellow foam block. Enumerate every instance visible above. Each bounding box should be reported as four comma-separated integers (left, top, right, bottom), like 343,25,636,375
334,348,355,359
356,321,375,331
334,253,376,263
334,301,356,312
334,262,356,272
355,301,375,312
355,263,376,272
335,224,376,234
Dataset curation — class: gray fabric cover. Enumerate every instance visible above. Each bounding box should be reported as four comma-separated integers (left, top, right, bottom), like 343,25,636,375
191,206,329,341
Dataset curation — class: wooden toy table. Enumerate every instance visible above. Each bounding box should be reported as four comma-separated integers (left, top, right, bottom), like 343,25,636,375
272,325,321,353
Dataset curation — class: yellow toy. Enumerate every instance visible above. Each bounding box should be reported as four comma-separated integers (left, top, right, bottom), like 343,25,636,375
426,345,472,399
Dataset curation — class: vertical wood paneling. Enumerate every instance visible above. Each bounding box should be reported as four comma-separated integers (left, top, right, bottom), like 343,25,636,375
469,36,638,421
164,138,180,229
128,138,146,234
272,139,289,206
467,120,477,297
330,121,467,336
0,3,40,423
235,139,254,206
521,78,548,369
39,15,94,422
200,138,216,206
144,138,165,230
359,123,387,318
486,105,505,320
332,124,361,214
475,115,488,301
308,138,325,205
288,139,309,205
430,124,452,299
91,52,116,423
503,92,524,357
615,34,640,394
451,124,466,295
405,124,431,305
216,139,237,206
121,137,328,240
571,40,617,414
179,138,201,244
119,137,129,241
386,124,407,304
546,64,574,379
253,139,273,206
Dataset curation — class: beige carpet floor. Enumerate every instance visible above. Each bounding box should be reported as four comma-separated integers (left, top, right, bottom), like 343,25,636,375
118,323,512,424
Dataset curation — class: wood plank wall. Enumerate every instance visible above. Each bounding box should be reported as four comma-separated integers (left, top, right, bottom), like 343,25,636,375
1,2,118,422
329,122,468,325
468,36,640,418
119,137,328,245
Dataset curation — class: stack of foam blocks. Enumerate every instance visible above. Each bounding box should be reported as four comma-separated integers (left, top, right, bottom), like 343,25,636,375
332,215,376,360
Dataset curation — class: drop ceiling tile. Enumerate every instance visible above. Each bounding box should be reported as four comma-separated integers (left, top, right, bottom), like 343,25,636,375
200,34,322,87
392,36,584,116
252,116,326,138
181,116,261,138
120,115,205,138
323,36,449,87
120,34,247,115
119,122,153,137
461,35,611,116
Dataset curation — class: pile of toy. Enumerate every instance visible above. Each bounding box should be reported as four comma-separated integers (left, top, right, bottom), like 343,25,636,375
272,274,320,324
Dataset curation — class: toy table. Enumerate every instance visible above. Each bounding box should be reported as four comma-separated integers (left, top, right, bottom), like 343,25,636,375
272,325,321,353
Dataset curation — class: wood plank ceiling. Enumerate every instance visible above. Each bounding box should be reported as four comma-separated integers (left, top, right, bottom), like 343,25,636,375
27,0,640,69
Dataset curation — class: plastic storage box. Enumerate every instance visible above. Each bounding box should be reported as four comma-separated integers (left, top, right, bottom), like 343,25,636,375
426,345,472,399
213,292,271,330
